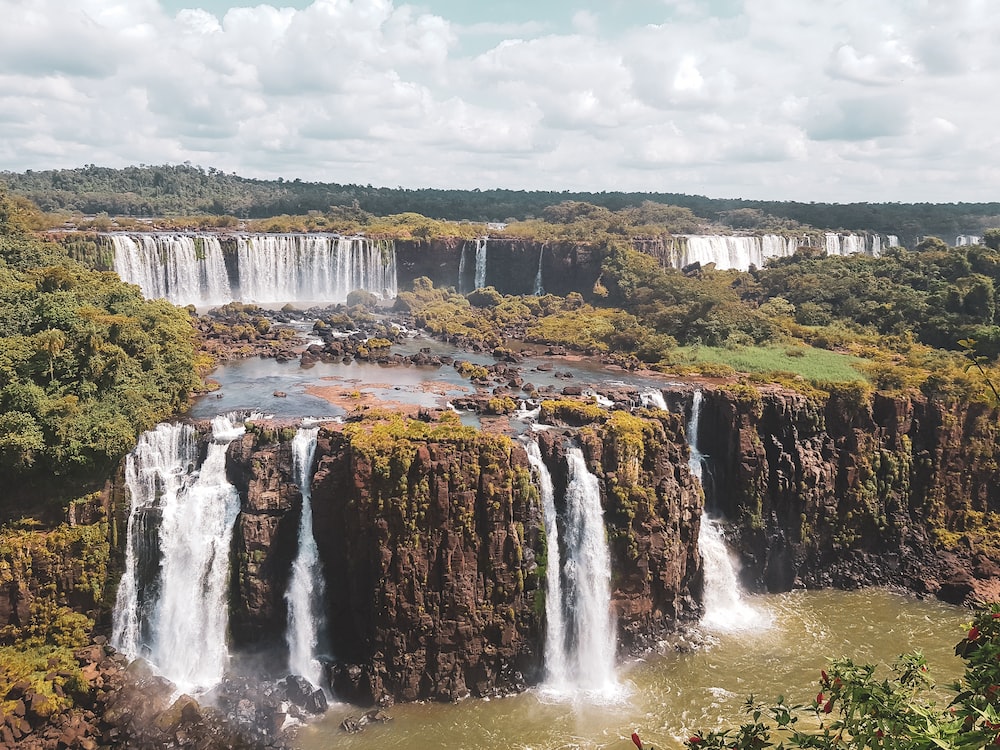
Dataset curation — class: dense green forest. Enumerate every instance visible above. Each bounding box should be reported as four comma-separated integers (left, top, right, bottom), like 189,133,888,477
4,163,999,242
0,188,200,506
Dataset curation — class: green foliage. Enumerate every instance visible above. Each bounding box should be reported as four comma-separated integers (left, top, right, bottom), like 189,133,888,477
539,399,608,426
0,192,198,498
686,605,1000,750
672,345,866,383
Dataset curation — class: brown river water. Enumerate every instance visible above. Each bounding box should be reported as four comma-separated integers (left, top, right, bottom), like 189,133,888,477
295,589,969,750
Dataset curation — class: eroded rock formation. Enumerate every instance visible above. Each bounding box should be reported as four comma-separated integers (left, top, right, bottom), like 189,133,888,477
697,385,1000,603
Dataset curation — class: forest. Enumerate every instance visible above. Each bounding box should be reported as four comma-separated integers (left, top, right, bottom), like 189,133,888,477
4,163,1000,242
0,188,200,509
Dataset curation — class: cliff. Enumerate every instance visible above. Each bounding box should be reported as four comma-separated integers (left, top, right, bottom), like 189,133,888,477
394,239,603,297
697,384,1000,603
221,409,704,703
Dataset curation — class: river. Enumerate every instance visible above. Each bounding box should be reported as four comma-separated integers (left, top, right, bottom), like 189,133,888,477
295,589,968,750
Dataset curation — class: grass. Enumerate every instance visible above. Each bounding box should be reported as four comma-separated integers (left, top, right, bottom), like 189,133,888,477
674,344,867,382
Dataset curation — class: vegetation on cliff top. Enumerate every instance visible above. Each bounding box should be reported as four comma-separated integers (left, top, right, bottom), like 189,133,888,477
0,188,199,506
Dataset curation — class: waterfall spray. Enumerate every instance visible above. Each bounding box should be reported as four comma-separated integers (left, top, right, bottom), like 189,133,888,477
562,447,617,693
285,427,327,689
687,392,766,630
526,441,568,686
112,416,245,694
533,246,545,296
474,238,488,289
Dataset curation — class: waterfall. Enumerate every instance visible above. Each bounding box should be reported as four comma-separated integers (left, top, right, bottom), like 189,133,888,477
887,235,899,248
533,246,545,296
526,441,568,687
285,427,327,689
667,233,898,271
562,447,617,693
107,233,397,306
687,392,765,631
110,234,232,307
474,237,488,289
639,388,667,411
957,235,982,246
112,415,245,694
458,242,468,294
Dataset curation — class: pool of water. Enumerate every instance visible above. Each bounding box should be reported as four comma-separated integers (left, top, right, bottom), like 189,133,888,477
188,334,686,420
294,589,969,750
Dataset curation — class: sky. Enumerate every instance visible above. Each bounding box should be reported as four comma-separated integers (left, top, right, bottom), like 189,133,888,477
0,0,996,202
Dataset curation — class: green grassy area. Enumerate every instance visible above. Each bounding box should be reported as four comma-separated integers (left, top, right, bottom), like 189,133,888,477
675,344,867,382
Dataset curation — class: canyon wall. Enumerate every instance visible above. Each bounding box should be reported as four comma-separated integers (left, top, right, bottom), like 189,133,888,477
220,413,702,703
394,238,603,297
697,385,1000,603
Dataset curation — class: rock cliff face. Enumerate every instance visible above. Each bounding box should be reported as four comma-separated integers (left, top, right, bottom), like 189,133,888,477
535,412,703,651
218,411,704,703
394,239,603,297
310,425,544,703
697,385,1000,603
225,434,302,647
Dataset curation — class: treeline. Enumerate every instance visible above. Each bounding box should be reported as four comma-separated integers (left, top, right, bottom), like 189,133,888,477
0,188,199,509
4,164,999,242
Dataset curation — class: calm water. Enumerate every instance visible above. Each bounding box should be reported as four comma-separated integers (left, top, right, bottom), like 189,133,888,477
188,337,682,420
295,590,969,750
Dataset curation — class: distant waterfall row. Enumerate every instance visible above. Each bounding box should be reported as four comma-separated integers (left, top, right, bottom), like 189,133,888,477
106,233,397,307
665,232,899,271
112,420,327,695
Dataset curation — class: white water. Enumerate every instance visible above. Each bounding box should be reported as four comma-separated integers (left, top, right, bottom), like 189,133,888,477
639,387,667,411
110,234,232,307
957,235,982,246
112,416,245,694
236,235,396,305
687,392,766,631
561,447,618,695
665,233,897,271
108,233,397,306
458,242,468,294
525,441,568,687
533,246,545,296
474,237,488,289
285,427,327,689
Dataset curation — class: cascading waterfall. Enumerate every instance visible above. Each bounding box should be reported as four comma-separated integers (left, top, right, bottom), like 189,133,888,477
285,427,327,689
639,387,667,411
686,391,764,630
525,441,568,687
110,234,232,307
235,235,396,304
533,246,545,296
957,235,982,246
561,447,617,693
112,415,246,694
474,237,488,289
667,233,898,272
107,233,397,307
458,242,468,294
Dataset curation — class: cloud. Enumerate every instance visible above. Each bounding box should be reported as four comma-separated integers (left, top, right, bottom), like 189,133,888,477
807,97,909,142
0,0,998,202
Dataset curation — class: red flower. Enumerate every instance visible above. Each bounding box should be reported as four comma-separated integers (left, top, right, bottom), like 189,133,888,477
992,613,1000,619
632,732,643,749
875,729,884,739
689,736,701,745
821,669,829,685
823,700,834,714
969,626,981,641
